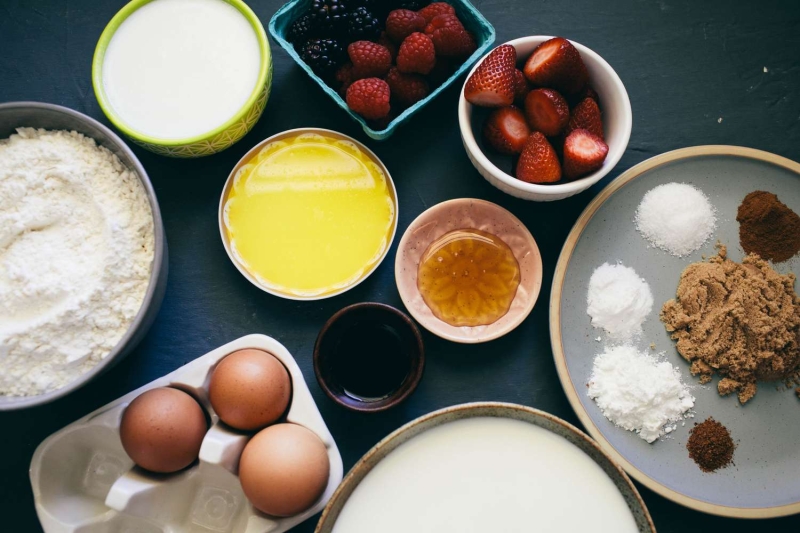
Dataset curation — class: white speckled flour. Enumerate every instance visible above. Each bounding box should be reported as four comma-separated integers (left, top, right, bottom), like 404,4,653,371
0,128,154,396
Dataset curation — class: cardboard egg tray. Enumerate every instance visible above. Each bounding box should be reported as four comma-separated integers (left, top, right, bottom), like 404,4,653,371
29,334,344,533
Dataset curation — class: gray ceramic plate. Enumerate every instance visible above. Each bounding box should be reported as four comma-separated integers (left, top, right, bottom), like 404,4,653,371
316,402,655,532
551,146,800,517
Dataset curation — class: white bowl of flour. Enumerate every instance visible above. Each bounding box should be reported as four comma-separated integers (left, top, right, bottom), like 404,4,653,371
0,102,167,410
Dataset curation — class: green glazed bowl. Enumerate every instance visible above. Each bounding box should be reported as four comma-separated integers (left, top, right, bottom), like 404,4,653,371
92,0,272,158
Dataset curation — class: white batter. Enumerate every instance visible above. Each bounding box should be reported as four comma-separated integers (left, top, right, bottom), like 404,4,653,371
0,129,154,396
102,0,261,139
333,417,640,533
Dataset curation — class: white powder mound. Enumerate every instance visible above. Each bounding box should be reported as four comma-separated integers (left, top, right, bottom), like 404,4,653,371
0,128,154,396
588,344,695,443
634,182,717,257
587,263,653,341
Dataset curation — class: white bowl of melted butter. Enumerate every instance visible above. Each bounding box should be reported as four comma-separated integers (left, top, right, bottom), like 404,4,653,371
219,128,398,300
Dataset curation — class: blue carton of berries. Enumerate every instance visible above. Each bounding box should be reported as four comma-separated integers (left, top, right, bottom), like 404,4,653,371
269,0,495,140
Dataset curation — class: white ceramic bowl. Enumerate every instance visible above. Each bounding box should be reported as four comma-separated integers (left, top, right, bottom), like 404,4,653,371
458,36,632,202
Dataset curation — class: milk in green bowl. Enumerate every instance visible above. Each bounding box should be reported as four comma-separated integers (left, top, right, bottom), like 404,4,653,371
93,0,271,157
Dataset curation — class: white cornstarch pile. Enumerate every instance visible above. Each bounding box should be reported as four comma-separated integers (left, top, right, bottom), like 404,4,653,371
634,182,716,257
587,263,653,341
0,128,154,396
588,344,695,443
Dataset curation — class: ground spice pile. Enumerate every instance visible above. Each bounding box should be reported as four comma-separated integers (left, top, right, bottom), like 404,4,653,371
737,191,800,263
660,245,800,403
687,418,734,472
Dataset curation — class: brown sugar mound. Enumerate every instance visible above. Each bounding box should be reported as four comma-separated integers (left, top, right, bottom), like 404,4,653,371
660,245,800,403
737,191,800,263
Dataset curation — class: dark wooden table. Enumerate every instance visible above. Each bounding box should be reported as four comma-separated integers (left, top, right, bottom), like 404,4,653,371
2,0,799,531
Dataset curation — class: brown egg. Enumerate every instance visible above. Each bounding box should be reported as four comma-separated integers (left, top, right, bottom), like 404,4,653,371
209,349,291,430
119,387,207,473
239,423,330,517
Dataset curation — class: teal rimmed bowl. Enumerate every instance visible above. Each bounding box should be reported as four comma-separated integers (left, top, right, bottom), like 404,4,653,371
269,0,495,140
92,0,272,158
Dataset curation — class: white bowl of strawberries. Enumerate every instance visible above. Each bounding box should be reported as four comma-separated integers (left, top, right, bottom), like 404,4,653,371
459,36,631,201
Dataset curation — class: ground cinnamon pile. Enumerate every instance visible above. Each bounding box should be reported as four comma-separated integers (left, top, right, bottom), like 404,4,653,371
737,191,800,262
660,245,800,403
687,418,734,472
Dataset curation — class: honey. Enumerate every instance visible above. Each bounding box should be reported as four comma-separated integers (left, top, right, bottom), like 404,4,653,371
222,133,396,297
417,229,520,327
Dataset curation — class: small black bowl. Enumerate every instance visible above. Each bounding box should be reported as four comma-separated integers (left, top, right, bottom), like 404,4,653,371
314,303,425,413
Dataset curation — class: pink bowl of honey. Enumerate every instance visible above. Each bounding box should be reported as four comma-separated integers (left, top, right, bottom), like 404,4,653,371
219,128,398,300
395,198,542,343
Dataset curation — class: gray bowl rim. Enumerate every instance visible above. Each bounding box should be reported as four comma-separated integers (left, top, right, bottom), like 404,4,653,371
314,401,656,532
0,101,166,411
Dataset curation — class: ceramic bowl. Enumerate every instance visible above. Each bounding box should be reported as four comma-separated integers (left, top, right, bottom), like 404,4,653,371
313,303,425,413
315,402,655,532
395,198,542,343
269,0,495,140
0,102,168,410
92,0,272,158
218,128,398,300
458,36,632,201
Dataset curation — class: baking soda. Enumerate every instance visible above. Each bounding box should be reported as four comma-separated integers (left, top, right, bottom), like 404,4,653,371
587,263,653,341
634,182,716,257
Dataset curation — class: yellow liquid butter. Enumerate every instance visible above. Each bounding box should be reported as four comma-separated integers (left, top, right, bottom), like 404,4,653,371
223,133,396,297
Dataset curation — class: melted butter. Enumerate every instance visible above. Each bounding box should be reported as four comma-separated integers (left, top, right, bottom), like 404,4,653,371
417,229,520,327
223,133,395,297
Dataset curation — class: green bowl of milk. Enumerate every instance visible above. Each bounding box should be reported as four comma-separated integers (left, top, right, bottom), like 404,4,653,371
93,0,272,158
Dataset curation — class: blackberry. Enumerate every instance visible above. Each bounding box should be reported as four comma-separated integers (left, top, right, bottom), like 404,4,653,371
310,0,350,38
300,38,346,78
351,0,392,19
347,7,382,41
287,14,317,44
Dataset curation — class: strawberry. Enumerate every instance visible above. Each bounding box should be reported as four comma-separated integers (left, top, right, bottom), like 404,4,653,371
523,37,588,94
386,67,430,106
524,88,569,137
463,44,516,107
397,32,436,74
377,32,398,61
418,2,455,23
566,97,604,139
424,14,475,57
562,128,608,180
482,106,530,155
348,41,392,79
346,78,391,120
385,9,426,43
513,68,530,105
516,132,561,183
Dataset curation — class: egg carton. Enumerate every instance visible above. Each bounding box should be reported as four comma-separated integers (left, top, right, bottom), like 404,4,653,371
29,334,344,533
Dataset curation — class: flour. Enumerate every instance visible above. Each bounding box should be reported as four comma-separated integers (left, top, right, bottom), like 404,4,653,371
588,344,695,443
634,182,717,257
587,262,653,341
0,128,154,396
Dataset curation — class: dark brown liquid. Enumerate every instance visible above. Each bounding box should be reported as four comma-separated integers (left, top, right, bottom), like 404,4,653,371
330,321,410,402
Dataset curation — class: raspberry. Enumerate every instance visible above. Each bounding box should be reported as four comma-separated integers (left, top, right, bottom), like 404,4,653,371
335,62,355,94
347,41,392,79
425,14,476,57
386,67,430,106
346,78,391,120
396,32,436,75
418,2,455,23
385,9,426,43
376,32,398,61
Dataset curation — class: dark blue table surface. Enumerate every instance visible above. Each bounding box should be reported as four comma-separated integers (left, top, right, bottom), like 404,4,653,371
2,0,800,531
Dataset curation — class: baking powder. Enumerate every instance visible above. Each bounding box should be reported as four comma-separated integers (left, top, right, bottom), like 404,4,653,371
0,128,154,396
587,262,653,341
